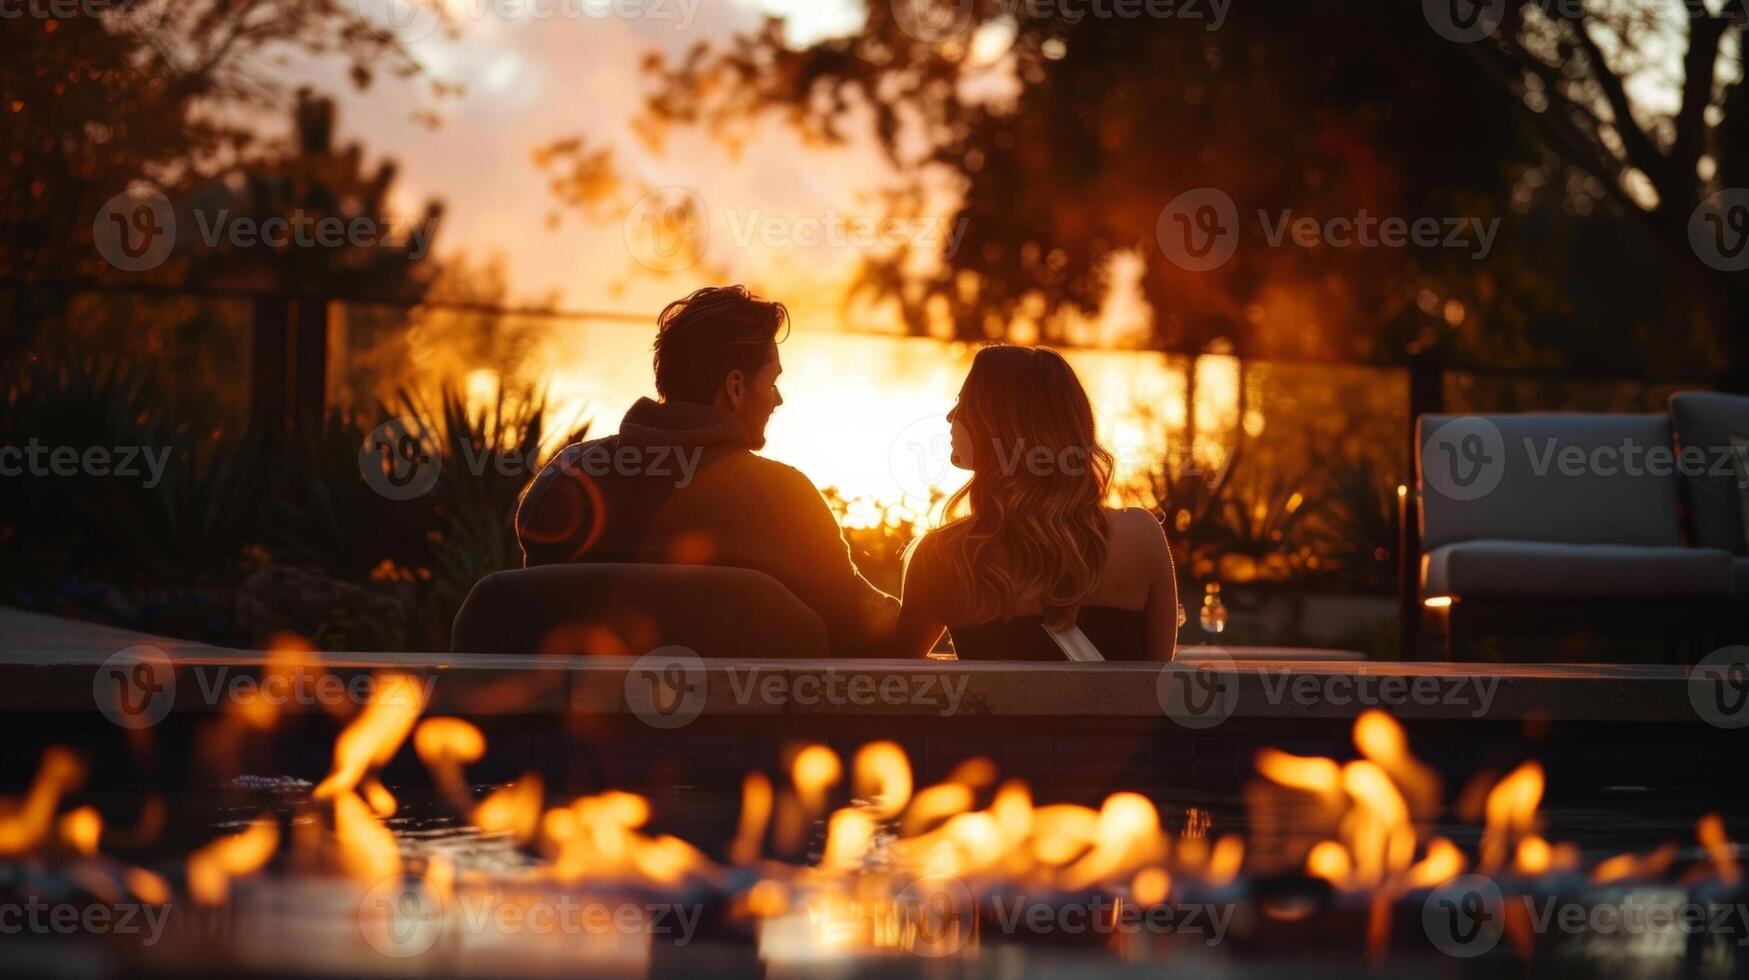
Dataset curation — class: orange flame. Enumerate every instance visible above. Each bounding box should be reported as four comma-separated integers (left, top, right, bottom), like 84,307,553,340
1060,793,1164,890
991,780,1033,849
545,790,717,888
853,742,913,819
1353,710,1440,820
1592,842,1678,884
946,757,997,789
1405,837,1467,889
474,774,543,844
732,772,773,866
1697,813,1741,885
1256,749,1342,798
414,717,486,807
187,816,280,904
333,791,401,886
792,745,842,814
822,808,877,873
1132,867,1171,905
360,778,398,819
901,784,974,837
313,673,427,800
58,806,101,857
126,867,170,906
1030,804,1100,865
234,635,322,731
425,853,456,905
1480,762,1543,872
0,747,84,856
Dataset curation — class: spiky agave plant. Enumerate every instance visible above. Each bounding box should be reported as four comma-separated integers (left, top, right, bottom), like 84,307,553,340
1,353,270,587
413,382,590,650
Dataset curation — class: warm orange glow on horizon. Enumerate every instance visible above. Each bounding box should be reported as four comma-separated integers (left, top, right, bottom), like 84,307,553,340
529,323,1235,514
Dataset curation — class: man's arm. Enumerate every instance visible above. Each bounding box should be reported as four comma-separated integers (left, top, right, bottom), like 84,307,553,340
768,466,899,656
895,534,948,658
515,442,606,566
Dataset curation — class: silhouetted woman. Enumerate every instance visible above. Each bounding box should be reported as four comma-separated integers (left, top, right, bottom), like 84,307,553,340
895,346,1178,661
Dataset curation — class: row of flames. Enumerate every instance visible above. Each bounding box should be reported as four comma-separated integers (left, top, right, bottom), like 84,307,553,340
0,666,1742,963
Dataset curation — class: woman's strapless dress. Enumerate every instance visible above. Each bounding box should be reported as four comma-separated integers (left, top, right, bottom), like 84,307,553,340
948,605,1147,661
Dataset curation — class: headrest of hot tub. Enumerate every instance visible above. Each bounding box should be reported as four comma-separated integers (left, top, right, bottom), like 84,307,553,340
450,563,830,658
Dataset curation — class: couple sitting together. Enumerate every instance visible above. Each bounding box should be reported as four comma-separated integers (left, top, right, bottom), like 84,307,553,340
514,285,1178,662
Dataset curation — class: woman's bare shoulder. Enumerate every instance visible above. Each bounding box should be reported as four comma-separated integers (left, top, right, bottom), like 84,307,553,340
1103,507,1170,564
1104,506,1165,537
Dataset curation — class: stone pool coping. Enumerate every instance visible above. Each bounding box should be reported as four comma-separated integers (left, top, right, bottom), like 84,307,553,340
0,607,1708,724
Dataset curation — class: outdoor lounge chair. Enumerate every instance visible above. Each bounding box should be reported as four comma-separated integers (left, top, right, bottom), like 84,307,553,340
451,563,829,658
1415,413,1735,661
1668,392,1749,624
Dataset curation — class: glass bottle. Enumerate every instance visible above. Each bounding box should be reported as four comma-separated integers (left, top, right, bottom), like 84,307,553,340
1199,582,1228,634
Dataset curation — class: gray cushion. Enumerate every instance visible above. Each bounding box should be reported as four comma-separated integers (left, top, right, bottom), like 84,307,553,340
1668,392,1749,555
1417,414,1684,551
1422,540,1734,599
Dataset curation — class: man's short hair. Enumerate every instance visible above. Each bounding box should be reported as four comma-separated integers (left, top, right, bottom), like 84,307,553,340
652,285,789,404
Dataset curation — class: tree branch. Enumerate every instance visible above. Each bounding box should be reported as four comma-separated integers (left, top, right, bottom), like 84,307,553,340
1550,6,1670,191
1670,12,1734,210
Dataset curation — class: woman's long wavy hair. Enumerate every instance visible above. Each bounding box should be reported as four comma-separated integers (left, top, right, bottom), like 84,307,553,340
936,345,1114,628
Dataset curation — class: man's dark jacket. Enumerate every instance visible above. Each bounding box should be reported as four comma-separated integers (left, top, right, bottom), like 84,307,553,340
514,397,897,655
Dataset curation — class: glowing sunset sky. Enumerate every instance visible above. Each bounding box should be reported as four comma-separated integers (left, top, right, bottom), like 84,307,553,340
288,0,923,326
292,1,1180,504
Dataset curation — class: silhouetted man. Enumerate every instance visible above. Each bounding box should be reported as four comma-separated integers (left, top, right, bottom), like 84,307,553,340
515,285,898,655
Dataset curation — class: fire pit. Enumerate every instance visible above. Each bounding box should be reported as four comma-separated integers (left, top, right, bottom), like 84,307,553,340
1,613,1745,978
